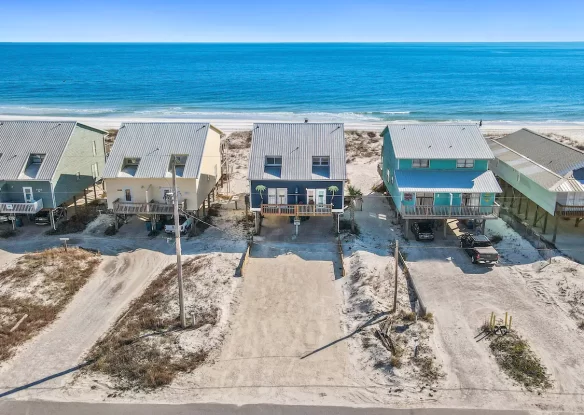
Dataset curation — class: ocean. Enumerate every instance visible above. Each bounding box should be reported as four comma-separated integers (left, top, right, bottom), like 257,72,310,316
0,42,583,123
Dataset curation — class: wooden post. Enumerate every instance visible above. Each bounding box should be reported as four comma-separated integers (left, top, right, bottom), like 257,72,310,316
73,195,78,215
393,240,399,313
114,213,119,230
533,205,539,227
84,189,88,206
443,219,447,237
510,188,516,208
172,156,187,328
543,212,549,233
517,195,523,215
405,219,410,240
208,193,211,212
552,215,559,244
524,198,529,220
93,183,97,199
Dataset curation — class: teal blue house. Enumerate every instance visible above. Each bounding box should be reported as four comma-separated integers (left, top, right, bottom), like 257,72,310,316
380,124,502,232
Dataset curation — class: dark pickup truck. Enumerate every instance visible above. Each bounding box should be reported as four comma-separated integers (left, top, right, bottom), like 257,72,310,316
459,233,499,265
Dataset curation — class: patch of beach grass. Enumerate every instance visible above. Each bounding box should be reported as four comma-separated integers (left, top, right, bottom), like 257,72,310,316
0,248,101,362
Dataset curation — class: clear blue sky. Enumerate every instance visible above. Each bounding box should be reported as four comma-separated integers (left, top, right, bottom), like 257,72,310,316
2,0,583,42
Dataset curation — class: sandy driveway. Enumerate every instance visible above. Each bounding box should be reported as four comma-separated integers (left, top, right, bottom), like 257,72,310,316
405,246,584,413
175,251,351,404
0,248,173,400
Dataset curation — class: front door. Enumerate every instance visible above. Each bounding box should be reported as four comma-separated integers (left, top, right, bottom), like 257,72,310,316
162,188,172,204
316,189,326,205
462,193,481,207
124,189,132,202
267,188,277,204
277,188,287,204
23,187,33,203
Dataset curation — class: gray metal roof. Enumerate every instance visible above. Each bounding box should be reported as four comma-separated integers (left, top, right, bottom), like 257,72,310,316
0,121,77,181
496,129,584,176
395,170,502,193
488,139,584,192
382,123,494,160
248,123,346,181
103,122,216,179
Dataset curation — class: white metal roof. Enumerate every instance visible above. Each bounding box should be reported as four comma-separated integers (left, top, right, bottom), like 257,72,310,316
103,122,219,179
395,170,502,193
248,123,346,181
0,121,105,181
488,139,584,193
382,123,494,160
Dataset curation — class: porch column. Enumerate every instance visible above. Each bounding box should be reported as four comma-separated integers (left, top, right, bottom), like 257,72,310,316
552,215,559,244
114,214,119,231
543,212,549,234
50,209,56,230
481,220,486,234
254,212,261,234
524,198,529,220
443,219,447,237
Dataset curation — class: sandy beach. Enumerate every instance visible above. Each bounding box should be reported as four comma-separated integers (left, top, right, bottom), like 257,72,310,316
1,114,584,142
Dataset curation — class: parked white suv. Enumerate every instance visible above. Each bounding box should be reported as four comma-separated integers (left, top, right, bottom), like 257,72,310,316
164,217,194,234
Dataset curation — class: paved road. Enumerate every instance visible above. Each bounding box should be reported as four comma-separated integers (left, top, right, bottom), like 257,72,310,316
0,401,532,415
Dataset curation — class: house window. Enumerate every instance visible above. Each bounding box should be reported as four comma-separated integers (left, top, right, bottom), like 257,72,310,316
267,188,287,204
412,159,429,168
457,159,474,168
91,163,98,178
169,155,188,177
76,171,81,181
312,156,329,166
416,192,434,206
92,141,97,156
265,156,282,166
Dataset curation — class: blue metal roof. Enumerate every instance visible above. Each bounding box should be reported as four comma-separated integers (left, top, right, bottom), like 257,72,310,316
395,170,502,193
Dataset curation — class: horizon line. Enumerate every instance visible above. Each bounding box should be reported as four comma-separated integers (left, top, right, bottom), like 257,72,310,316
1,40,584,44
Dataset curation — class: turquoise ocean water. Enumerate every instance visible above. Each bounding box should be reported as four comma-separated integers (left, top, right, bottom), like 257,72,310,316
0,43,583,123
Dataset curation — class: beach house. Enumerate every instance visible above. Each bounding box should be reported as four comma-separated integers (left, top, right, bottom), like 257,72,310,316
488,129,584,244
248,122,346,233
0,120,107,228
380,124,502,236
103,122,222,227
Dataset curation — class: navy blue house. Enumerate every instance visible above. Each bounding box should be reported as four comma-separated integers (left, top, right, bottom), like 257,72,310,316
248,123,347,231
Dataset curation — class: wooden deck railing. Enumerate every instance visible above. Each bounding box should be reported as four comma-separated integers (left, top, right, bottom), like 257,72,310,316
555,203,584,218
112,198,183,215
260,204,333,216
0,199,44,214
401,203,500,219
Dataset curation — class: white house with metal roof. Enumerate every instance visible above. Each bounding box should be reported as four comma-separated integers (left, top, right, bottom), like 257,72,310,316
103,122,222,219
380,123,502,235
248,122,346,231
0,120,106,227
489,128,584,243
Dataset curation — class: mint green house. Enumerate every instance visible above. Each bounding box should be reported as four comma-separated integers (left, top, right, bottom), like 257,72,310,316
0,121,107,227
380,124,502,233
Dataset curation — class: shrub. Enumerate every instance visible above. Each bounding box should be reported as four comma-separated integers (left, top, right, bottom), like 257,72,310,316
490,233,503,244
339,218,360,235
347,185,363,197
371,182,386,193
367,131,377,138
489,332,552,391
421,312,434,324
390,356,402,368
0,228,17,238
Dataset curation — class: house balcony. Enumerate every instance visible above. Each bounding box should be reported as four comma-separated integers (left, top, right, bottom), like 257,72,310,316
112,198,183,215
401,202,500,220
0,199,44,214
261,203,333,216
555,203,584,218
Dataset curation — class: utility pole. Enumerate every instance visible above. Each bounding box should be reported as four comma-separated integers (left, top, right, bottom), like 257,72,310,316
172,156,187,328
393,239,399,313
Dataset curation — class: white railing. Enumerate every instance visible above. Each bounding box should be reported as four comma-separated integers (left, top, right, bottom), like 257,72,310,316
0,199,44,214
401,202,500,219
